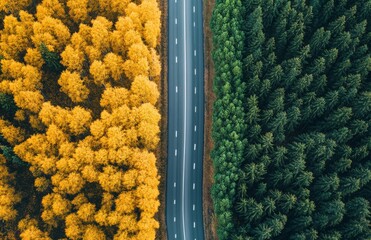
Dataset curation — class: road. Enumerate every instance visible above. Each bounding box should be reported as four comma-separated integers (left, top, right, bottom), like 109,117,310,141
166,0,204,239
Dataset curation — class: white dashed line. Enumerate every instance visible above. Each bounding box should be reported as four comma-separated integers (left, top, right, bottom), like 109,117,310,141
194,144,196,151
175,38,178,45
193,21,195,27
193,183,195,190
175,130,177,137
194,68,196,75
175,149,177,156
194,87,197,94
176,86,178,93
194,222,196,228
195,106,197,112
174,199,176,204
193,204,195,211
194,50,196,56
174,217,176,222
175,56,178,63
193,163,195,169
175,234,177,239
174,182,176,187
194,125,197,132
175,18,177,24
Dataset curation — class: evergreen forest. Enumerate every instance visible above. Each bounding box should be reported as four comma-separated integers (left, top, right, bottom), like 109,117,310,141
211,0,371,239
0,0,162,239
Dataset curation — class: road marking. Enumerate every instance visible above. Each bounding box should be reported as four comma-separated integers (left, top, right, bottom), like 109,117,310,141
174,217,176,222
194,144,196,150
194,87,197,94
175,234,177,239
194,21,195,27
194,68,196,75
175,0,176,2
174,182,176,187
193,204,195,211
193,163,195,169
193,183,195,189
195,106,197,112
194,125,197,132
176,86,178,93
182,0,187,239
174,199,176,204
175,149,177,156
175,38,178,45
193,6,195,13
175,18,177,24
194,222,196,228
175,56,178,63
194,50,196,56
175,130,177,137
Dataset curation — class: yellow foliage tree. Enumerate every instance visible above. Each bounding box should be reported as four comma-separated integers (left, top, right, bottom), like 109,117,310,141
1,0,162,238
0,154,21,221
67,0,89,23
0,11,34,60
35,0,66,22
58,71,89,102
32,16,71,52
61,45,85,72
18,216,51,240
129,75,159,107
0,119,26,145
89,60,109,85
103,53,124,81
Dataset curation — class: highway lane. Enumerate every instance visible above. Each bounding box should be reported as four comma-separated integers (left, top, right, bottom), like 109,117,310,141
166,0,204,239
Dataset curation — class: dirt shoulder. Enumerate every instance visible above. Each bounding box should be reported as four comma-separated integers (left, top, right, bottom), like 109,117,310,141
156,0,168,239
203,0,218,239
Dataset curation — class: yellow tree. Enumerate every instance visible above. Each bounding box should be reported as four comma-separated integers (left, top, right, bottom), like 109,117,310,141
24,48,45,69
35,0,66,22
132,103,160,150
100,87,130,111
0,154,21,221
103,53,124,81
0,11,34,60
67,0,89,23
0,0,32,12
18,217,51,240
0,119,25,145
91,17,112,54
58,71,89,102
13,90,44,113
89,60,109,85
129,75,159,107
32,16,71,52
61,45,85,72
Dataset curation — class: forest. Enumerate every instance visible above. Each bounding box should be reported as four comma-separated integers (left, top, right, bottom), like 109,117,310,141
0,0,161,239
211,0,370,239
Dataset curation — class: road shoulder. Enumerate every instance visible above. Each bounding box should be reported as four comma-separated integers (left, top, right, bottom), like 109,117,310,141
203,0,218,239
157,0,168,239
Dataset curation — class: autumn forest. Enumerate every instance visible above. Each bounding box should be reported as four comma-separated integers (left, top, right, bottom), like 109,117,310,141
0,0,161,239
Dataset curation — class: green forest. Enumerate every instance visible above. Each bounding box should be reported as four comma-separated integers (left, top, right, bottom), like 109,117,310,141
211,0,370,239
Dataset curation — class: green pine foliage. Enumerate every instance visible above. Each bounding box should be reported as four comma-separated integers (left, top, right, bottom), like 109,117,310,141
211,0,371,239
39,43,64,73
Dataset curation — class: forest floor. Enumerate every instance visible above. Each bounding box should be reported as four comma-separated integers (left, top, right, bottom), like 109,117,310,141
203,0,218,239
157,0,168,239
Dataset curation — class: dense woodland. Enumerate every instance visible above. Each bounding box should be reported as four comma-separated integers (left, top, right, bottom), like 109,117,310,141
211,0,370,239
0,0,161,239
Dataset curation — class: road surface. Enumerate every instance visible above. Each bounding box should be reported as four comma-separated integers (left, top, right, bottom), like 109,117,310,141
166,0,204,239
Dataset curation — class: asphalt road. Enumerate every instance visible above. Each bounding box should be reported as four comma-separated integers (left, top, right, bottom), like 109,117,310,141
166,0,205,239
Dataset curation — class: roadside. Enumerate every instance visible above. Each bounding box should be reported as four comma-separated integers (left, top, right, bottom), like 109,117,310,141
156,0,168,239
203,0,218,239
